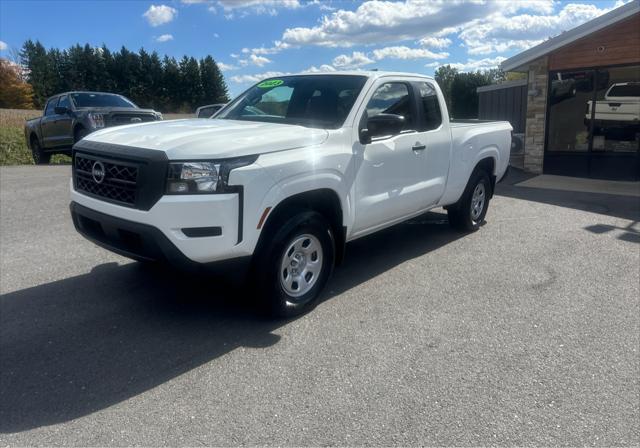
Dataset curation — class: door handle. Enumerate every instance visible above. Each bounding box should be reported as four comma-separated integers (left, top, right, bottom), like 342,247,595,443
412,144,426,151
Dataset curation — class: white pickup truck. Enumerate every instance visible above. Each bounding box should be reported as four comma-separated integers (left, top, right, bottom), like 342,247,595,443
70,71,511,316
586,82,640,134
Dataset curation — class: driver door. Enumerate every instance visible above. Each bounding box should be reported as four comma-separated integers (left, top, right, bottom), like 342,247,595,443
352,81,430,235
52,95,74,147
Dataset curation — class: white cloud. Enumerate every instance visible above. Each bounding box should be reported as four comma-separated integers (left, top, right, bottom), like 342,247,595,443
277,0,618,60
237,54,272,67
218,62,237,71
229,64,337,84
143,4,177,26
248,54,271,67
303,64,337,73
459,2,615,55
218,0,300,17
213,33,220,38
0,40,8,51
281,0,499,48
154,34,174,42
445,56,507,72
372,46,448,61
418,36,452,49
332,51,374,69
241,41,290,56
230,71,288,84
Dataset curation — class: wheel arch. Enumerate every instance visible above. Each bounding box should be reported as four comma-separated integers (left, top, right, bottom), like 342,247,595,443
256,188,346,265
73,123,86,141
29,132,39,148
472,155,497,197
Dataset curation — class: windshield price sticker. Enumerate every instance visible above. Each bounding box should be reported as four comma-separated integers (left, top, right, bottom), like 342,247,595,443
257,79,284,88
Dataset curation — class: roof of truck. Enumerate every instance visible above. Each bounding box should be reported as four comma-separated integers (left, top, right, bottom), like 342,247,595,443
282,70,435,80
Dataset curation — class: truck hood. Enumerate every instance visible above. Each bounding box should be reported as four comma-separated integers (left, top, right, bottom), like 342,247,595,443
84,119,329,159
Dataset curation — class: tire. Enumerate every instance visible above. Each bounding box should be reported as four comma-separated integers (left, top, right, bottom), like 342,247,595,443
74,127,89,143
253,210,335,318
447,169,491,232
30,138,50,165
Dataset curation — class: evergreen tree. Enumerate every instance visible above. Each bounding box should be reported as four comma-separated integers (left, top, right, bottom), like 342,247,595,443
200,55,229,104
19,40,229,112
179,56,203,111
162,56,181,111
20,40,54,107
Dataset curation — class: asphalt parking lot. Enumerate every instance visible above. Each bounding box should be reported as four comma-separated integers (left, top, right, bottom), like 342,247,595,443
1,165,638,446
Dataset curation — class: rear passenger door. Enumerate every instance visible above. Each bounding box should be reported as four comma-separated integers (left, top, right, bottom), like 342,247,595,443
412,81,451,206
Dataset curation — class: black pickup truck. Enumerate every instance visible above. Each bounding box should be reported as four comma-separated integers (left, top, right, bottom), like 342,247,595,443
24,91,162,164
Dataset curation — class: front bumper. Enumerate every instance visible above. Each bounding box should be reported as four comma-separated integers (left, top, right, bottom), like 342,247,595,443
70,201,251,274
71,181,253,264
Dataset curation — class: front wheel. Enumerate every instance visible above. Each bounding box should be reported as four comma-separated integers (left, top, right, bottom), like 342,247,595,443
30,138,50,165
253,211,335,317
447,169,491,232
74,127,90,143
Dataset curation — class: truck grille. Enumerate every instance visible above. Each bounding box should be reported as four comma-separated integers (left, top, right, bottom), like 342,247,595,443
74,155,138,206
108,114,156,126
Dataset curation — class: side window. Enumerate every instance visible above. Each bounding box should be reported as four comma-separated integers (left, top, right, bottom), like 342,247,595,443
197,106,215,118
57,95,71,111
44,98,58,116
365,82,414,130
418,82,442,131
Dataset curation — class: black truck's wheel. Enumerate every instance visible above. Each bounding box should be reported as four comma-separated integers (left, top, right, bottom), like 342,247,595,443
254,211,335,317
74,127,90,143
447,169,491,232
30,138,50,165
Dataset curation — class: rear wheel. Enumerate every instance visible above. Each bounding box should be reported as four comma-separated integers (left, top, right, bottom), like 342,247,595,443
30,137,50,165
254,211,335,317
447,169,491,231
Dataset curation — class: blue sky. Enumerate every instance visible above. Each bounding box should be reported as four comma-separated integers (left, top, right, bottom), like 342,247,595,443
0,0,628,96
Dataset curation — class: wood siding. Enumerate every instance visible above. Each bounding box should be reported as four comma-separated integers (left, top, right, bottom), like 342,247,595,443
549,14,640,71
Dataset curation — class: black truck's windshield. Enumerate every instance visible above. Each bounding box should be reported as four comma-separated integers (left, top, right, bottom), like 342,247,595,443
217,75,368,129
71,93,137,108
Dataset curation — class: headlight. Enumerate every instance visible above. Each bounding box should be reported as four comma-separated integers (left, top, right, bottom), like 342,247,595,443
166,155,258,194
88,113,105,129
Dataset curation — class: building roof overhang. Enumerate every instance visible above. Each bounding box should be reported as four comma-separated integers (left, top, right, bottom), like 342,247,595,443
500,0,640,72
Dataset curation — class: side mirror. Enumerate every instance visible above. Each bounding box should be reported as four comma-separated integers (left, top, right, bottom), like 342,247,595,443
359,128,371,145
367,113,405,139
54,106,69,115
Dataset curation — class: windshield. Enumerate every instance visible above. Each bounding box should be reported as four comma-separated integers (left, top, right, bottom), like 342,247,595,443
218,75,368,129
70,93,137,108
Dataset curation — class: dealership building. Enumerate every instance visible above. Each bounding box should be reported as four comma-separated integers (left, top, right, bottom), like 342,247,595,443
481,0,639,181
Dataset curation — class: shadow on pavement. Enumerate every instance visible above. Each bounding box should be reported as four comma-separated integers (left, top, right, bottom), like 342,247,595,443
495,168,640,222
0,210,462,433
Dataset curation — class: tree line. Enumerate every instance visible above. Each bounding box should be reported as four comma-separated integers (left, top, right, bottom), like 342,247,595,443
19,40,229,112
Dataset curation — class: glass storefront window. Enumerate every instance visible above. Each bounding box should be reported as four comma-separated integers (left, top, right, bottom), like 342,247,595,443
547,70,594,152
547,65,640,154
590,65,640,153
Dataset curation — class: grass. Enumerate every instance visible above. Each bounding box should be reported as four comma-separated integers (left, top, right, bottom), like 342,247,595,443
0,109,193,166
